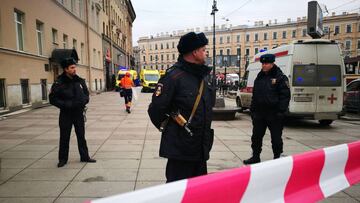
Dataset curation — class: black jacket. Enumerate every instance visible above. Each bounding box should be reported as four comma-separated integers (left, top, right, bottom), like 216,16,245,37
49,73,89,111
250,65,290,114
148,57,215,161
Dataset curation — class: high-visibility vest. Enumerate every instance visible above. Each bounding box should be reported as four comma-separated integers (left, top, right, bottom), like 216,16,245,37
121,76,134,89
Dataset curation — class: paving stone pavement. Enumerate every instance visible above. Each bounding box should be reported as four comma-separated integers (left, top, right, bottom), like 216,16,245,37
0,92,359,203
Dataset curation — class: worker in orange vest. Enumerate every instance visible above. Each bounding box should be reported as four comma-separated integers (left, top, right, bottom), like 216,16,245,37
120,72,135,113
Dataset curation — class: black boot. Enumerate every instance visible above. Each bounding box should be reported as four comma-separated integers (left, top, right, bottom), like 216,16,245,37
243,156,260,165
274,154,281,159
57,160,67,168
81,158,96,163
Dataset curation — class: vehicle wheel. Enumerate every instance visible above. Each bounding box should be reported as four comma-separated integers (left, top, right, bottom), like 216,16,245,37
319,119,333,126
236,97,244,113
141,88,144,93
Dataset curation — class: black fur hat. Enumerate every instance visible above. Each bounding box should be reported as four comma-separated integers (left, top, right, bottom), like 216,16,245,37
177,32,208,55
260,54,276,63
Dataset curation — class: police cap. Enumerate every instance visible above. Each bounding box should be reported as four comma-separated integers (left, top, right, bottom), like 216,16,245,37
260,54,275,63
177,32,208,55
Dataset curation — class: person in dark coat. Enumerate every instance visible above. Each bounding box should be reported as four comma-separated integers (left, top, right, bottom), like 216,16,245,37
148,32,215,183
49,57,96,168
243,54,291,165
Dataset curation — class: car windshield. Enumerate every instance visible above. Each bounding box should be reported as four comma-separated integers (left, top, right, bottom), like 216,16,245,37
293,65,341,87
145,74,159,81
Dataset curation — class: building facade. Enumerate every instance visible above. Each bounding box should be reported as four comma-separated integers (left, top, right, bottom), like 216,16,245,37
138,12,360,77
0,0,132,113
100,0,135,90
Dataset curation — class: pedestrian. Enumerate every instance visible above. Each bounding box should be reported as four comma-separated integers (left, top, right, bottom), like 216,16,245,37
49,51,96,168
120,72,134,113
148,32,215,183
243,54,291,165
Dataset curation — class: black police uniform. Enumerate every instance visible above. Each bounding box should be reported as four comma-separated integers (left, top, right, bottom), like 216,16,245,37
148,57,215,183
244,54,290,164
49,72,92,164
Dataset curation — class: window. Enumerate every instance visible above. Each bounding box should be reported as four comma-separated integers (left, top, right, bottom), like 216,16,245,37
345,40,351,50
302,28,307,37
143,56,146,62
236,35,240,43
41,79,47,101
254,33,258,41
323,26,329,34
282,31,286,39
255,48,259,54
63,34,68,48
161,55,163,61
95,79,98,90
166,43,169,49
236,47,241,56
14,10,24,51
245,48,250,56
227,36,230,43
172,42,175,48
357,39,360,50
220,37,223,44
150,55,153,61
52,28,58,44
264,33,268,40
172,54,175,60
155,44,157,50
346,24,352,33
0,79,5,108
36,21,44,55
93,49,96,67
100,79,102,90
246,34,250,42
292,65,341,87
335,26,340,34
166,54,169,61
73,39,77,50
161,44,163,49
273,32,277,40
358,24,360,32
226,49,230,55
71,0,76,12
219,50,223,56
20,79,30,104
292,30,296,38
98,51,101,68
80,43,84,64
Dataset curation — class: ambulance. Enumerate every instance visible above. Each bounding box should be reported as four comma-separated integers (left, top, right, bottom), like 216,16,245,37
236,39,345,125
139,69,160,92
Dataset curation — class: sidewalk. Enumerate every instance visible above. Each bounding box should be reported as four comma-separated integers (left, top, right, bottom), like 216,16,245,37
0,92,359,203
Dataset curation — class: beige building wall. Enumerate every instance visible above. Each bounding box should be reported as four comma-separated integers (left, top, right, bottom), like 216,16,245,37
0,0,105,112
138,13,359,76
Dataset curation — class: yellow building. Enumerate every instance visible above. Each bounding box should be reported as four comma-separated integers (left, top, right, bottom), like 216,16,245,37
138,12,360,76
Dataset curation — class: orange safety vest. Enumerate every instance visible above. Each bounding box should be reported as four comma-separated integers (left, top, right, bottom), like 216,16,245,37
121,76,134,89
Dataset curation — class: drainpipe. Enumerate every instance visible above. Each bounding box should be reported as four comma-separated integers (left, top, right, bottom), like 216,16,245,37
85,0,92,92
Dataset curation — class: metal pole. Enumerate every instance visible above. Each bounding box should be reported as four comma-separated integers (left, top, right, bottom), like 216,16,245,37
212,6,216,88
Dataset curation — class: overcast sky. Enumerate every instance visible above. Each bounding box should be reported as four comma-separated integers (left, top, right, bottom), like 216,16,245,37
131,0,360,46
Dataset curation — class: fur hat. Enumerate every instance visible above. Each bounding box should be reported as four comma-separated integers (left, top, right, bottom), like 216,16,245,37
60,57,77,69
260,54,276,63
177,32,208,55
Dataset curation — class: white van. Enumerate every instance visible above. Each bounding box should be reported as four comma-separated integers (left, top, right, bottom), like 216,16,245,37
236,39,345,125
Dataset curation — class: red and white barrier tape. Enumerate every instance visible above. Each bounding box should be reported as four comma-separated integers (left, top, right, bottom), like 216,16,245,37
87,140,360,203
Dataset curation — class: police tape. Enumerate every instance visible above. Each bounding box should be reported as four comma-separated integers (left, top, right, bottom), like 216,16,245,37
86,140,360,203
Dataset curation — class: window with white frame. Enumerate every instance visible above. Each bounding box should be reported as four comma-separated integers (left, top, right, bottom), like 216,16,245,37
236,35,240,43
63,34,68,48
36,21,44,55
52,28,58,44
335,25,340,34
345,40,351,50
254,33,258,41
346,24,352,33
14,10,24,51
264,33,268,40
282,31,287,39
292,30,296,38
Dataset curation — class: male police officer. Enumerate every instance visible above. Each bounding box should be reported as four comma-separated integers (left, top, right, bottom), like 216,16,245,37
243,54,290,165
49,55,96,168
148,32,215,183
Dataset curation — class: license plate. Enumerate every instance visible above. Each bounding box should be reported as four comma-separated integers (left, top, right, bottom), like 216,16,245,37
294,97,312,102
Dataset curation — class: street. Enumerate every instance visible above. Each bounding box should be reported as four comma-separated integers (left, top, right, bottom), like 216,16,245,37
0,92,359,203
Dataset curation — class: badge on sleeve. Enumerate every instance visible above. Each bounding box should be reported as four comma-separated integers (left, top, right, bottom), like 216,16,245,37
271,78,277,85
155,83,163,97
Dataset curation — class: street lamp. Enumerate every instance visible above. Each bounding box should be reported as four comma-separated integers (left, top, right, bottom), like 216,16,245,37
211,0,218,88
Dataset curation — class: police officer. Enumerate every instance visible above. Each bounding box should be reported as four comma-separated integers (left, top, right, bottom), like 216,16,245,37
49,55,96,168
148,32,215,183
243,54,290,165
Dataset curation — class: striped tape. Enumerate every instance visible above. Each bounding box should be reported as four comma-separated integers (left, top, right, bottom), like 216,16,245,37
88,140,360,203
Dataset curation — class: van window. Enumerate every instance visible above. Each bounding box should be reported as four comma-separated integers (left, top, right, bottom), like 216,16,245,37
317,65,341,86
293,65,341,87
293,65,316,86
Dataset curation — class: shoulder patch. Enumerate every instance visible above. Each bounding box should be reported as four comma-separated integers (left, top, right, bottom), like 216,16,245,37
155,83,163,97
